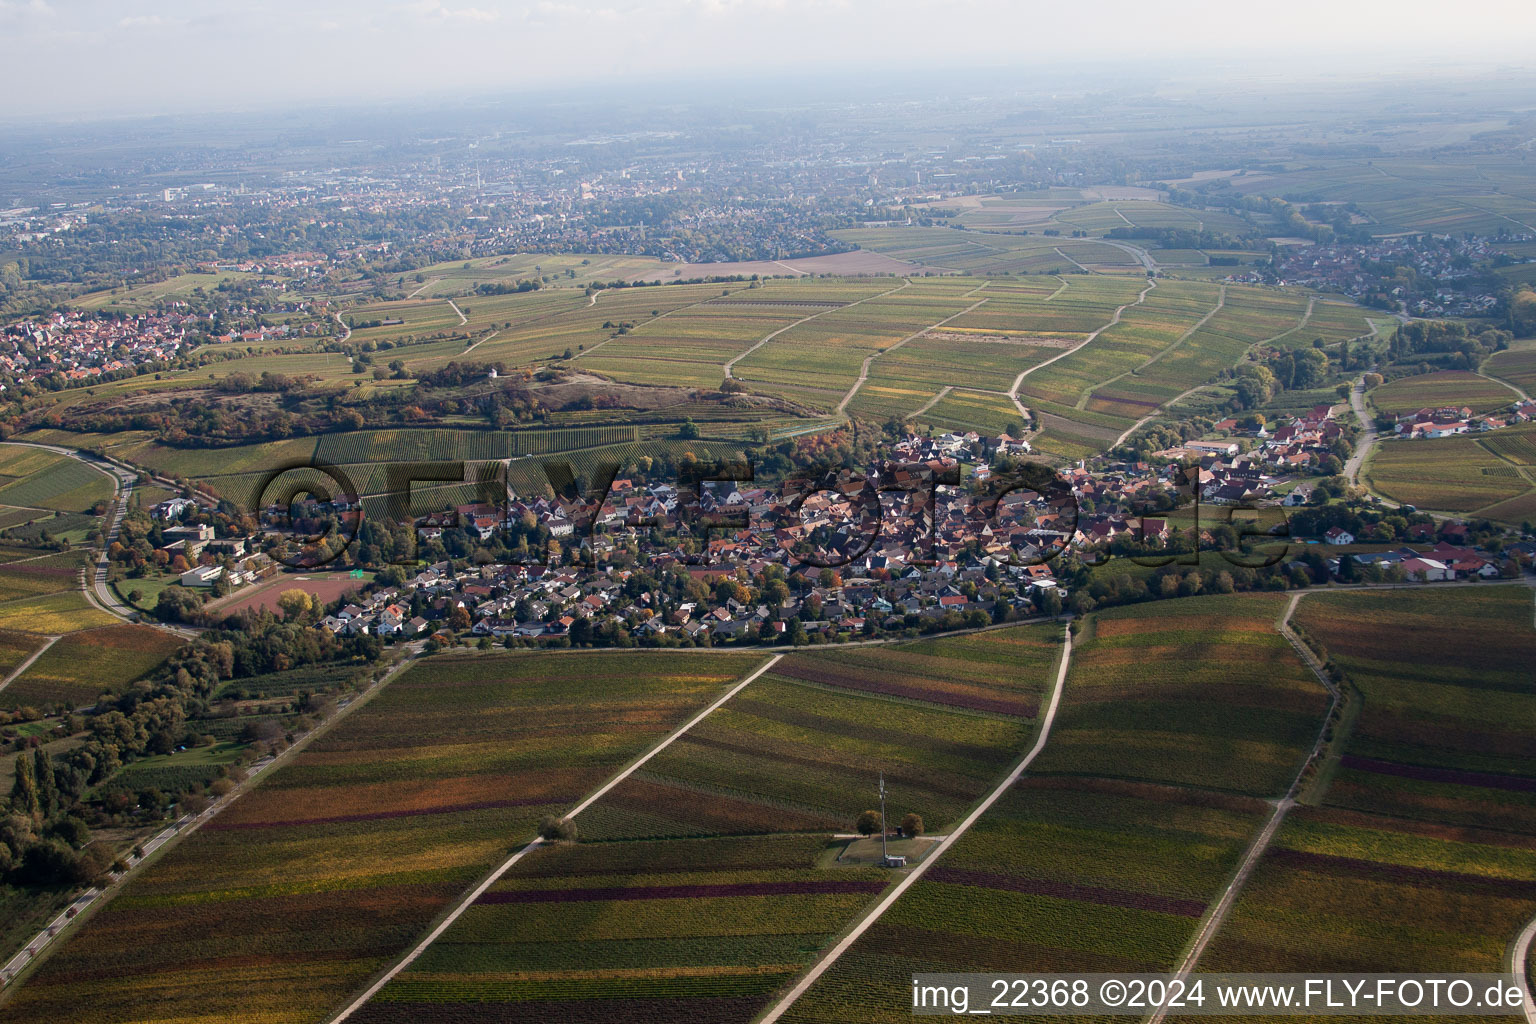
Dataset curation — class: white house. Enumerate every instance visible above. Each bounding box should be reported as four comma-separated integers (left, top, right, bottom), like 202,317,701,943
1400,556,1452,582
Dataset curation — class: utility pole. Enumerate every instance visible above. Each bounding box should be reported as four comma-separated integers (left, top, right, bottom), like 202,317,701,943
878,772,889,863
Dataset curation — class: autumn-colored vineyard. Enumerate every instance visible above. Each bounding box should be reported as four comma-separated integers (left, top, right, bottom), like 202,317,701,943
0,651,756,1024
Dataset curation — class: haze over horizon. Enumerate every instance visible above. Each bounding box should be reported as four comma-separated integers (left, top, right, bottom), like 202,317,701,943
3,0,1535,119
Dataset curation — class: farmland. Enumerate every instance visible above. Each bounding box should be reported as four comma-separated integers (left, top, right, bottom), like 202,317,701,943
1484,344,1536,397
1193,587,1536,978
582,625,1063,842
1010,281,1314,454
776,780,1272,1024
358,833,889,1024
1365,426,1536,519
349,623,1065,1023
1031,595,1329,796
1368,370,1519,416
0,549,87,603
0,591,118,635
774,593,1326,1022
0,624,182,710
831,226,1142,277
1292,587,1536,829
20,266,1377,480
0,444,113,514
0,651,759,1024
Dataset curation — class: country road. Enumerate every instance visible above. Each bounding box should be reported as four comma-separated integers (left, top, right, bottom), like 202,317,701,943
1512,910,1536,1024
758,623,1073,1024
3,441,199,638
1009,277,1157,411
1081,284,1225,411
1345,375,1377,487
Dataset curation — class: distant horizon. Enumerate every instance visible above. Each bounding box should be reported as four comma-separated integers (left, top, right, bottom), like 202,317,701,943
3,0,1535,121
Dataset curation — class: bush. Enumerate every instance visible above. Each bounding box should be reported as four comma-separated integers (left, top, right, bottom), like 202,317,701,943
900,812,924,837
855,810,881,836
538,815,578,841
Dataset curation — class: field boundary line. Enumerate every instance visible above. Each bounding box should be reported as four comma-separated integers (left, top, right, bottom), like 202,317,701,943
0,635,60,694
1053,247,1091,273
1109,291,1314,449
1143,592,1340,1024
327,651,783,1024
726,279,911,381
756,623,1072,1024
1475,367,1534,404
461,328,500,355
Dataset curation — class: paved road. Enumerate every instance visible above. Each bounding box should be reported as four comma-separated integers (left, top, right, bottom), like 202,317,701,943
329,653,785,1023
759,624,1074,1024
1512,910,1536,1024
1097,238,1158,272
4,441,198,637
1345,375,1378,487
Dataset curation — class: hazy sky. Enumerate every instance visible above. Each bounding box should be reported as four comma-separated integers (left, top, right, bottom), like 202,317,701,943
5,0,1535,118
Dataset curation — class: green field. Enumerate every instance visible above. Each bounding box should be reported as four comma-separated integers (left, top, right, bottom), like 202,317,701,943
1369,370,1518,416
581,625,1063,842
1033,595,1328,796
1484,344,1536,397
1365,425,1536,519
0,444,113,513
1294,587,1536,825
0,591,118,635
778,780,1271,1024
